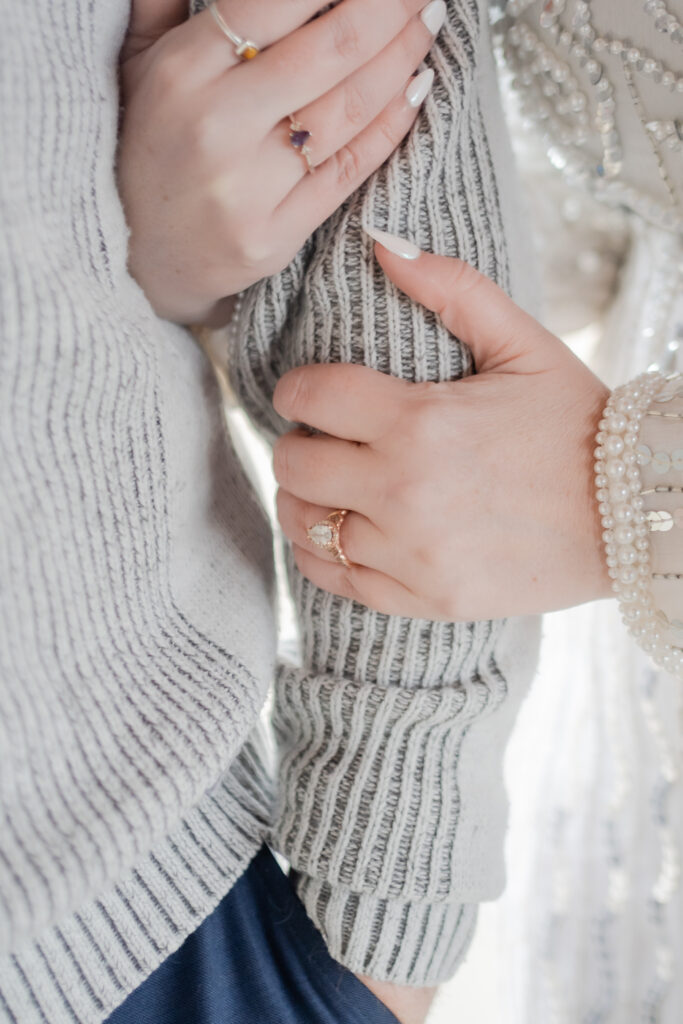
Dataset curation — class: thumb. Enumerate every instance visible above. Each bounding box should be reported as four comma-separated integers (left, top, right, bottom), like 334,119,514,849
122,0,187,61
367,229,559,374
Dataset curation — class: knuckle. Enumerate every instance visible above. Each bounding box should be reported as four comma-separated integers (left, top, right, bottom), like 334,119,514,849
437,591,462,623
407,395,441,444
149,48,187,98
329,8,362,60
188,111,218,160
277,367,312,424
235,231,272,272
375,113,404,153
272,438,291,486
343,82,370,130
390,476,431,515
445,260,483,304
333,143,363,189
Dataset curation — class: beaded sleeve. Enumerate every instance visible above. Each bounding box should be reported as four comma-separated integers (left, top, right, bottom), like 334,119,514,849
596,371,683,677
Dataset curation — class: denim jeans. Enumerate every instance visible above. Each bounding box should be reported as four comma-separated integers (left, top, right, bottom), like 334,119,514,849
106,845,401,1024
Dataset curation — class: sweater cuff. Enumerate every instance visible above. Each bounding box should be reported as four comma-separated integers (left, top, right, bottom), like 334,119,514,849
293,874,478,985
269,625,536,985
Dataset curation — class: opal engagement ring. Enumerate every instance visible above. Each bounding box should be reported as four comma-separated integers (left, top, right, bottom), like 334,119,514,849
209,3,260,60
307,509,351,567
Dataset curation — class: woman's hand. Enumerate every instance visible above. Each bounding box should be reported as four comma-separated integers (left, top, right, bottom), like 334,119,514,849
118,0,444,326
272,233,613,622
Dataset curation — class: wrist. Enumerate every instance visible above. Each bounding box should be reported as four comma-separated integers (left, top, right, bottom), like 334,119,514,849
594,372,683,676
356,976,437,1024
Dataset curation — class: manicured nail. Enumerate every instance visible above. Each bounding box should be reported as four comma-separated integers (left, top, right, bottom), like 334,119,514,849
405,67,434,109
363,226,422,260
420,0,447,35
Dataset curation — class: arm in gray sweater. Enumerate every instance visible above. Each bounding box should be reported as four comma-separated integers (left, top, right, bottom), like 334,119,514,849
228,0,542,986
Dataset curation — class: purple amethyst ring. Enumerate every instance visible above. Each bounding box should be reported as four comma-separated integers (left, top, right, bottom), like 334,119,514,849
288,118,315,173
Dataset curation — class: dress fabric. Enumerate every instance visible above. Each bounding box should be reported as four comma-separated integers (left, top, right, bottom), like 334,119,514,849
495,2,683,1021
105,845,400,1024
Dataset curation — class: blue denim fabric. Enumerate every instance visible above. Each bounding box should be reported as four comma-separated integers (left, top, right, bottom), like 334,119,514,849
106,845,401,1024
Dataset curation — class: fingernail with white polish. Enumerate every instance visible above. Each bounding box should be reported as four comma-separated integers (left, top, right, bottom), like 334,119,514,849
420,0,447,35
405,67,434,109
363,226,423,260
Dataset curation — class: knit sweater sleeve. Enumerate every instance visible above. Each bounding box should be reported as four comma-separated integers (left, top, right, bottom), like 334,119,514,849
0,1,277,956
227,0,542,986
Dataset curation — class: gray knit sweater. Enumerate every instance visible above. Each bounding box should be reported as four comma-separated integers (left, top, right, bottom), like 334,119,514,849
0,2,540,1022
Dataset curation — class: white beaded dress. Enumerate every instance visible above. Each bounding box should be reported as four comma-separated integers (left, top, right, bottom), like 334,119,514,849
491,3,683,1022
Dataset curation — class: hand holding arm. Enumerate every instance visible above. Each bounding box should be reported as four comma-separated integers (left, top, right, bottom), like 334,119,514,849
117,0,441,325
274,234,612,621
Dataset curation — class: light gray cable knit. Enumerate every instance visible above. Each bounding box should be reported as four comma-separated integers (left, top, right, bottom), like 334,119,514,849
0,1,540,1022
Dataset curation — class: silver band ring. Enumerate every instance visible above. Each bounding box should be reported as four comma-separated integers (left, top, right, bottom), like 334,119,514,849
289,118,315,174
307,509,352,567
209,3,260,60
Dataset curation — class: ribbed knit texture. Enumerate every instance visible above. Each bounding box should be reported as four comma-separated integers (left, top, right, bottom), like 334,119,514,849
227,0,543,987
0,3,276,1021
1,2,541,1022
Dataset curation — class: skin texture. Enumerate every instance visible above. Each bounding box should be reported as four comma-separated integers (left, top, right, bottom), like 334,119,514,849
118,0,440,325
273,241,613,622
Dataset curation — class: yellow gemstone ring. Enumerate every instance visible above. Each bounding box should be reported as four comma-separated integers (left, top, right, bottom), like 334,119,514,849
209,3,260,60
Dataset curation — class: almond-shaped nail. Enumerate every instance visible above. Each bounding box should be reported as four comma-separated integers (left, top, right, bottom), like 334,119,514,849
420,0,447,35
405,67,434,109
363,227,423,260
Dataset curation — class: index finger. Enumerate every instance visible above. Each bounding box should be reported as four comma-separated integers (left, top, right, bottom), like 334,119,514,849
273,363,407,442
249,0,429,121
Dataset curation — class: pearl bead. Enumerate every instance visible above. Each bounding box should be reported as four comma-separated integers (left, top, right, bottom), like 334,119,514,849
607,413,628,433
607,459,626,479
610,483,630,502
618,546,638,565
614,504,634,522
592,371,683,679
605,435,624,456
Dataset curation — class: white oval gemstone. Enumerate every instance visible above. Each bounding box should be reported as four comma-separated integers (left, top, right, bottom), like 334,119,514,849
308,524,333,547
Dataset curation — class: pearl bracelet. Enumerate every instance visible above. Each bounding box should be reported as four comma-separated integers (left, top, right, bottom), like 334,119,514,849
594,371,683,678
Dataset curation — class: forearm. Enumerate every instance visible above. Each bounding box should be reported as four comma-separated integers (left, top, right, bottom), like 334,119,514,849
231,0,541,986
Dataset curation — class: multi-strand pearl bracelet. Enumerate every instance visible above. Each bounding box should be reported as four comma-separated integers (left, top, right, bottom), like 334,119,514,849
595,371,683,678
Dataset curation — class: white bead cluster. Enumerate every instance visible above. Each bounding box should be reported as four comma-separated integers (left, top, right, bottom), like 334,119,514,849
645,0,683,44
499,0,683,233
595,371,683,677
